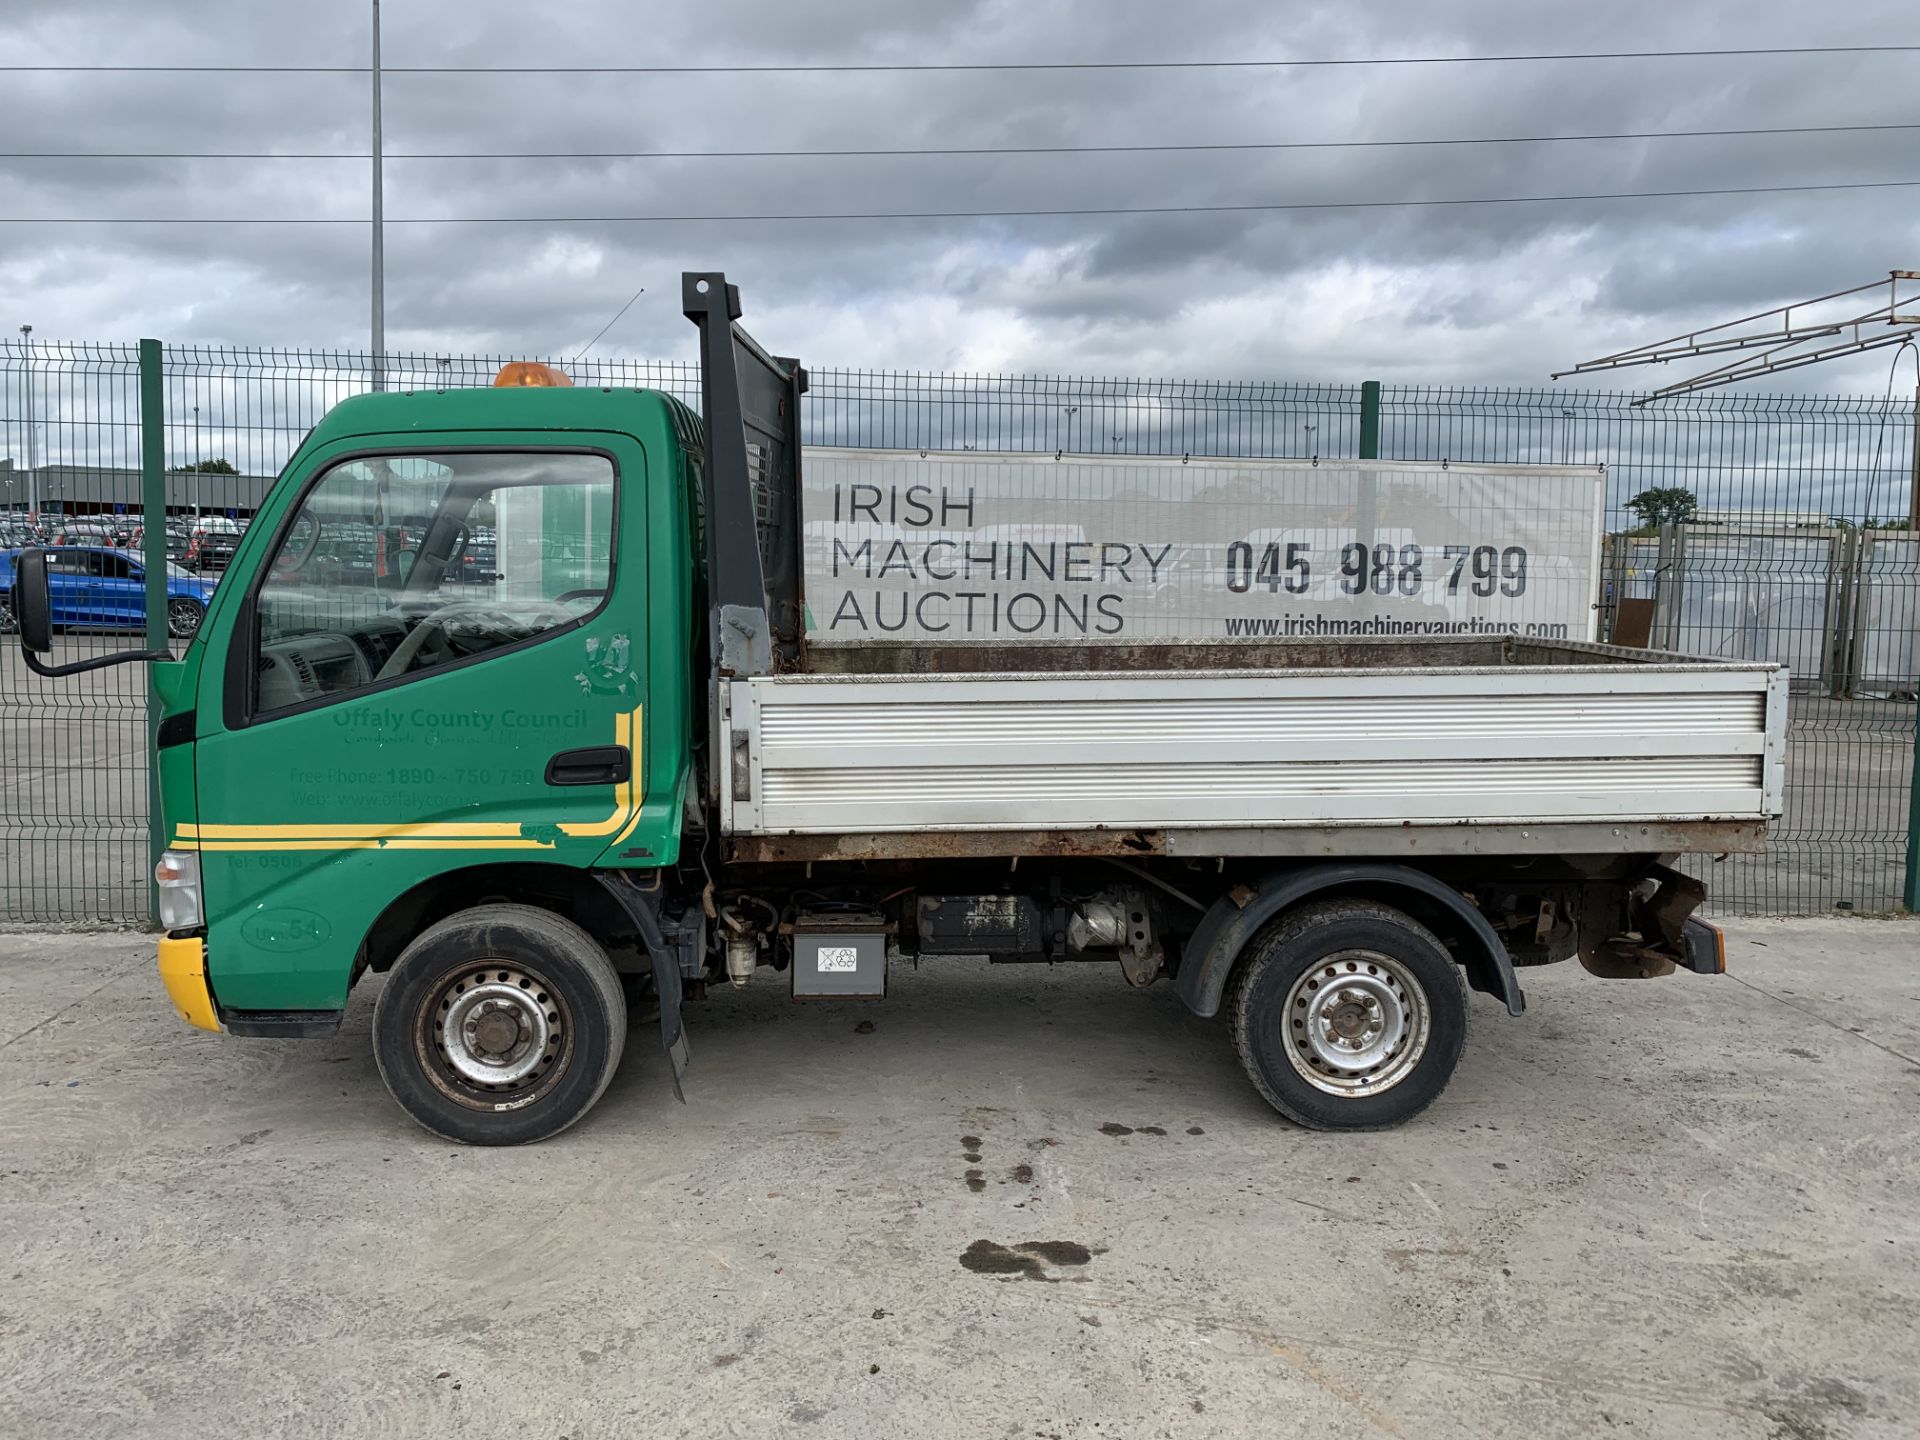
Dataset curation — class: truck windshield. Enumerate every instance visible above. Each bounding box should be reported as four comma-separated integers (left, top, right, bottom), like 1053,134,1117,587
251,450,614,716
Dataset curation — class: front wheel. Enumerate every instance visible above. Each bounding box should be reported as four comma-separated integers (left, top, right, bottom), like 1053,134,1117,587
1230,899,1467,1130
373,904,627,1145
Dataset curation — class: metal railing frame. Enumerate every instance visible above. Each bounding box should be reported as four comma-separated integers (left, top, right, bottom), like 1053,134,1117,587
0,341,1913,921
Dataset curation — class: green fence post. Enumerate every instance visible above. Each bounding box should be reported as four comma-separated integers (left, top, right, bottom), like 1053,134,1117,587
1906,694,1919,912
140,339,165,925
1906,381,1920,912
1359,380,1382,460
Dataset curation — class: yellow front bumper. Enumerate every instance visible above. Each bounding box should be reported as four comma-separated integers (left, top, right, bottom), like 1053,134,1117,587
157,935,223,1033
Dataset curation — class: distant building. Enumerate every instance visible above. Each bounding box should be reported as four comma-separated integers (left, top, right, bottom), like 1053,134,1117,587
1690,508,1833,530
0,463,272,517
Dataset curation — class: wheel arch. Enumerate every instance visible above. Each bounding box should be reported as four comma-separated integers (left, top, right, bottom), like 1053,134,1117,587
354,862,643,986
1173,863,1524,1020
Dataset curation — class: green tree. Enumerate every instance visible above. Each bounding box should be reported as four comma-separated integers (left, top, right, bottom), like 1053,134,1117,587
167,458,239,474
1624,486,1698,531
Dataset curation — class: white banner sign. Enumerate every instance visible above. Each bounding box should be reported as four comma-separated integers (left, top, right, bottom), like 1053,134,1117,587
802,450,1605,645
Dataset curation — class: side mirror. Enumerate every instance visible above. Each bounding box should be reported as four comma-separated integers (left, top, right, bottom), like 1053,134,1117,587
16,547,173,678
16,548,53,655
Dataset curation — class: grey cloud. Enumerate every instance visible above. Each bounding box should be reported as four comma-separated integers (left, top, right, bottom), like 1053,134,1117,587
2,0,1915,393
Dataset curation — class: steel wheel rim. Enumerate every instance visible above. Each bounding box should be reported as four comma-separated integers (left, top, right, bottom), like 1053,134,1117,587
1282,949,1430,1097
416,961,573,1112
167,600,201,638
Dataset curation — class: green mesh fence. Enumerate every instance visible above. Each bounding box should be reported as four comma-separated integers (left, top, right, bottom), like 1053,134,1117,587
2,341,1913,922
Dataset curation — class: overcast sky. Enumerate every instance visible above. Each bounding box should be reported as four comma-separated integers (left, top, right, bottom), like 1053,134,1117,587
3,0,1917,392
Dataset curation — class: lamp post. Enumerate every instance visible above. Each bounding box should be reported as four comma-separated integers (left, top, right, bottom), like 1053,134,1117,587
370,0,386,391
19,323,34,519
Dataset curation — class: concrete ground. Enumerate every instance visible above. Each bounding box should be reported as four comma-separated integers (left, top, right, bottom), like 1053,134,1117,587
1,919,1916,1439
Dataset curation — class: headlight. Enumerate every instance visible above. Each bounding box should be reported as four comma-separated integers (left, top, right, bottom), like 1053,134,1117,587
155,850,204,931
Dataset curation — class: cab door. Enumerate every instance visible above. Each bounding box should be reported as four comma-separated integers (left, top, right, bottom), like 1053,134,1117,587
190,436,645,1013
44,549,95,626
92,550,147,627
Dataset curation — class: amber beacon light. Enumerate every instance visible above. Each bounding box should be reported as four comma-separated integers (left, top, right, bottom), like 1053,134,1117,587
492,361,574,388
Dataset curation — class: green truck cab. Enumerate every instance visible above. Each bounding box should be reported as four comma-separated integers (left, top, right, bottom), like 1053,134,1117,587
16,273,1757,1145
22,284,748,1143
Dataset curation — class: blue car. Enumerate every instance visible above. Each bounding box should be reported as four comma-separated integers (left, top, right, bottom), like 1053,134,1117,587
1,545,218,640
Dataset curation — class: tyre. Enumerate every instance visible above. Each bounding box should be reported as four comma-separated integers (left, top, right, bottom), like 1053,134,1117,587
373,904,627,1145
1230,899,1467,1131
166,597,205,639
0,592,14,635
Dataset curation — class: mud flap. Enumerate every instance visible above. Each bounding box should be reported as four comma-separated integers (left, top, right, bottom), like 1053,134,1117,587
593,873,696,1103
653,947,690,1103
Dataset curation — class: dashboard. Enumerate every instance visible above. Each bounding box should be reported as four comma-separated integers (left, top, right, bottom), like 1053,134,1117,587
256,615,407,710
254,600,588,712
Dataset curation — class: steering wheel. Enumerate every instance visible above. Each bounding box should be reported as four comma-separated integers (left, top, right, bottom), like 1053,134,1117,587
372,599,578,682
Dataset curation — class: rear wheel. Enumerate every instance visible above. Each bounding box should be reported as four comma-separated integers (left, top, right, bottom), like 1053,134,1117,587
1230,899,1467,1130
373,904,627,1145
0,592,14,634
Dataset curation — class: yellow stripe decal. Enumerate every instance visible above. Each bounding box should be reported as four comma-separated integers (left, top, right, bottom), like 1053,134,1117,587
380,839,557,850
190,840,386,852
180,822,526,839
191,839,558,852
175,704,641,853
557,706,643,837
608,708,650,843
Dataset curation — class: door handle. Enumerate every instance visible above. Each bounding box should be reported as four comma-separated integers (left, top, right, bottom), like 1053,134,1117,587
545,745,631,787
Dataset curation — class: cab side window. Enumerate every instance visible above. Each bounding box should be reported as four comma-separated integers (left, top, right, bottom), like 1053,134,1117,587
251,451,615,717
